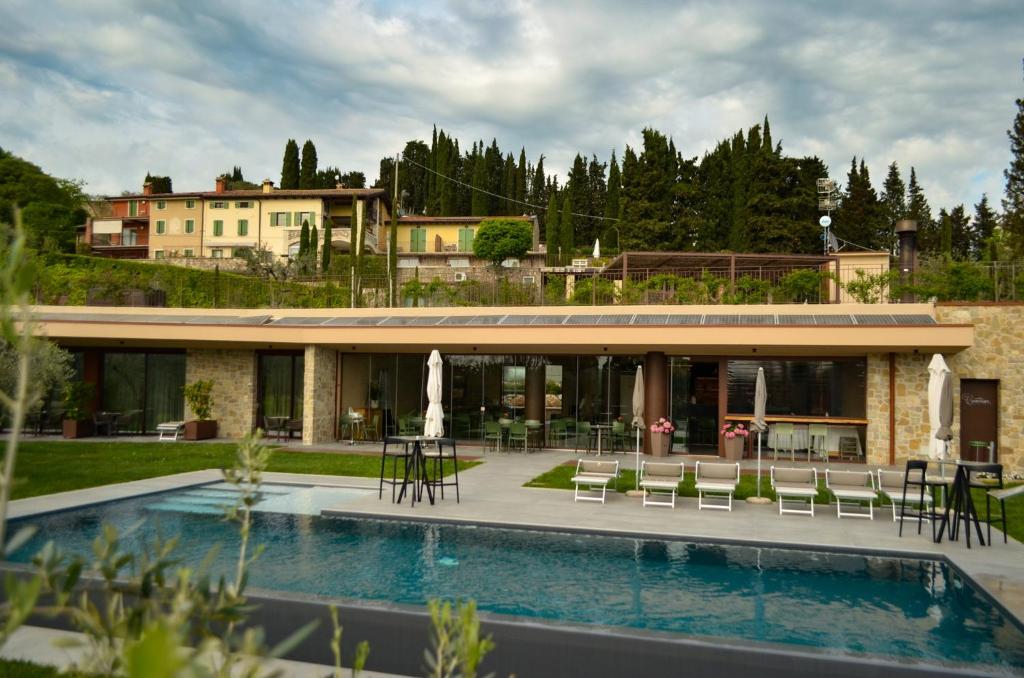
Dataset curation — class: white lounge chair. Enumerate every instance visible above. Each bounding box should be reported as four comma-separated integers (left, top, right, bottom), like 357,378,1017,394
694,461,740,511
571,459,619,504
877,469,933,522
770,466,819,516
639,461,685,508
157,421,184,441
825,469,877,519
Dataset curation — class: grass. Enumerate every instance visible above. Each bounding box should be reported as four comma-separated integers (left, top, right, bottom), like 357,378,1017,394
525,462,1024,542
10,441,478,500
0,659,66,677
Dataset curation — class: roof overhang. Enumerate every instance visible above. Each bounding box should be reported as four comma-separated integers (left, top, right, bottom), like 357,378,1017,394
32,304,974,357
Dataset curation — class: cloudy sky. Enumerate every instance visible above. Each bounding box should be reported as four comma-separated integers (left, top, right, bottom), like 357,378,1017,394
1,0,1022,212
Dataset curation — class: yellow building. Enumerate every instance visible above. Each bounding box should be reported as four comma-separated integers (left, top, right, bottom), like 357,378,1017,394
384,215,539,255
148,194,204,258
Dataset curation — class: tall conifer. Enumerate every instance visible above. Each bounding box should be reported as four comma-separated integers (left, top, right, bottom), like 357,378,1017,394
281,139,300,189
545,191,561,265
1003,75,1024,256
299,140,318,189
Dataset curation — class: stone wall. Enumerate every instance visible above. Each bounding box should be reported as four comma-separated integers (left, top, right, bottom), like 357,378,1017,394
303,346,337,445
864,353,890,465
185,349,257,439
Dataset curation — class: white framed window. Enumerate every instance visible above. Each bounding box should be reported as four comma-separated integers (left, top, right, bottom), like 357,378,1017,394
211,249,224,258
155,200,166,210
232,247,251,258
235,201,252,208
184,219,195,234
154,250,165,259
270,212,290,227
448,258,470,268
210,201,228,209
523,275,536,284
296,211,315,226
185,199,196,209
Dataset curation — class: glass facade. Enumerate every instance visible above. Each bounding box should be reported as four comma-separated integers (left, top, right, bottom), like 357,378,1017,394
100,351,185,432
257,353,304,425
726,359,866,418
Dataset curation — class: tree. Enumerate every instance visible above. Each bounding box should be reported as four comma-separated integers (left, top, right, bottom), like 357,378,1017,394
321,219,332,270
946,204,973,260
973,194,999,260
298,219,310,257
0,149,85,253
559,193,575,264
310,224,319,268
143,173,172,193
299,140,318,189
1003,75,1024,257
470,148,488,216
339,171,366,188
907,167,935,252
281,139,300,189
472,218,532,266
835,157,883,249
879,162,906,253
545,191,561,265
618,129,677,250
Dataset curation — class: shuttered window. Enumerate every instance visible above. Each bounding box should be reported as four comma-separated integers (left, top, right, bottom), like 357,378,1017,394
184,219,195,234
458,227,474,252
410,228,427,253
213,220,224,236
155,220,166,235
237,219,248,236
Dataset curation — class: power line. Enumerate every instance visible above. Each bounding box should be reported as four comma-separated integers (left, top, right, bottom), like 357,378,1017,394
400,155,620,222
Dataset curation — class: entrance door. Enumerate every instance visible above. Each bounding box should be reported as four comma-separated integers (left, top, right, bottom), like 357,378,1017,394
959,379,998,462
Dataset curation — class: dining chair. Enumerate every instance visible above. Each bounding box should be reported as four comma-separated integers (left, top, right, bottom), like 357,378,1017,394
772,423,796,461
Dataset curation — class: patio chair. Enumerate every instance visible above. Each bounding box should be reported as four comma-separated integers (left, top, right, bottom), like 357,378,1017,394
639,461,685,508
825,469,877,519
837,432,862,461
987,484,1024,545
379,437,413,503
286,418,303,439
770,466,819,517
807,423,828,462
507,421,528,453
339,413,355,440
524,419,543,452
610,420,629,453
966,463,1005,545
772,423,796,461
365,413,381,443
93,412,117,437
877,465,932,525
548,419,571,448
263,416,288,441
571,459,620,504
574,421,595,455
694,461,741,511
482,421,502,453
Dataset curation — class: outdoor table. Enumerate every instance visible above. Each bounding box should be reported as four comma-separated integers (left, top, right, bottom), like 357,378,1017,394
935,461,988,548
264,416,288,441
591,424,612,456
390,435,453,507
96,411,121,437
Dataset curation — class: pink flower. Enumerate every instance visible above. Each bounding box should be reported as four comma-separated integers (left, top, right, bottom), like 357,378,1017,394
725,431,736,439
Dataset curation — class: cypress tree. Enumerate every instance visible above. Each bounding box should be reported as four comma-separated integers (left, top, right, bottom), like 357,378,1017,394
310,224,319,266
973,194,998,259
938,208,953,258
322,218,332,270
879,161,906,253
502,153,516,214
516,148,527,208
471,147,488,216
545,191,561,265
907,168,935,252
281,139,300,189
531,156,546,208
299,219,310,257
761,116,773,153
835,157,883,249
559,194,575,265
1003,80,1024,257
300,140,318,189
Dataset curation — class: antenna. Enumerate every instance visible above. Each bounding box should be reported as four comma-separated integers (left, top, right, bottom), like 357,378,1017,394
817,178,838,254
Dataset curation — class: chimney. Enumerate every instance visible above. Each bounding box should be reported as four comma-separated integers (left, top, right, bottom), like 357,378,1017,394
895,219,918,303
142,182,154,196
262,178,274,194
215,175,228,193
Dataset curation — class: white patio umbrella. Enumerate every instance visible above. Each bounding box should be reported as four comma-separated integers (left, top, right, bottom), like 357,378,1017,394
751,367,768,499
593,238,600,259
927,354,952,474
424,350,445,438
631,366,645,491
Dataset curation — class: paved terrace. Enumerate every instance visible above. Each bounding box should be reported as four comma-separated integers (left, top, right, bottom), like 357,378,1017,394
9,445,1023,626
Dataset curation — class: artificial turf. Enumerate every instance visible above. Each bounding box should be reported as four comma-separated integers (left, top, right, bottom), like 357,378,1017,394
9,441,477,500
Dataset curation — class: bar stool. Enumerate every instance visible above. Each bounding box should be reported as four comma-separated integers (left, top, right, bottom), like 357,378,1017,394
898,459,931,538
423,438,459,503
966,463,1004,545
378,437,412,502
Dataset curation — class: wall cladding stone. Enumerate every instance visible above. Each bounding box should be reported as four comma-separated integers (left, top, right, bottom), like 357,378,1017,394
185,349,257,439
865,353,891,465
303,346,337,445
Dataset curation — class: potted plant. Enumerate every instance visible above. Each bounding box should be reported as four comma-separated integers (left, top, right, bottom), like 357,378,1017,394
720,422,750,461
648,417,675,457
183,379,217,440
61,381,94,439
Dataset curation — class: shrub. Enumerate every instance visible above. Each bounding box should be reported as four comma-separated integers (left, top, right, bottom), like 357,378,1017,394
61,381,93,421
183,379,215,421
775,269,828,303
472,219,533,266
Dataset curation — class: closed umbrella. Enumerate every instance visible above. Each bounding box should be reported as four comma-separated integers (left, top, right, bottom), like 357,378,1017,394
424,350,445,438
751,367,768,499
927,354,951,461
935,371,955,477
593,239,600,259
632,366,645,491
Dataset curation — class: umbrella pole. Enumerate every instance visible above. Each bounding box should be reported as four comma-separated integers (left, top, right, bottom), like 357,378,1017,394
635,427,640,491
756,432,762,498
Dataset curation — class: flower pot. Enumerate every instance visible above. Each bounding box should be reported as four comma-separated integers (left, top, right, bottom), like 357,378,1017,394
650,432,672,457
723,435,745,461
62,419,93,439
184,420,218,441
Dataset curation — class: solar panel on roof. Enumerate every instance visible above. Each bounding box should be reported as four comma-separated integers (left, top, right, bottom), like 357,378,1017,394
598,314,635,325
890,314,936,325
499,315,535,325
632,314,670,325
530,315,567,325
469,315,506,325
703,314,774,325
269,317,330,326
436,316,475,325
813,315,854,325
854,314,896,325
379,316,445,326
669,314,703,325
776,314,818,325
322,317,360,326
563,315,602,325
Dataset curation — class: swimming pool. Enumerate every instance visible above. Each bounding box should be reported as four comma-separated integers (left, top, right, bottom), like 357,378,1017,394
6,482,1024,675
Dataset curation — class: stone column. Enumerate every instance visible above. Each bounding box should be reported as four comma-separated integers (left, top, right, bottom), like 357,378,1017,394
525,363,546,423
865,353,892,466
303,345,337,445
185,349,257,439
644,351,667,455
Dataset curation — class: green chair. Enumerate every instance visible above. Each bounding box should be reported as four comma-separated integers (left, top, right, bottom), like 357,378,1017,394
524,419,543,452
610,420,629,453
548,419,570,448
482,421,502,453
772,423,796,461
808,423,828,462
575,421,594,455
339,413,354,440
508,421,528,453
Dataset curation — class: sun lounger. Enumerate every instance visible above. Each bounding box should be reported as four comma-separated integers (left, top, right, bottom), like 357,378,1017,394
770,466,819,516
639,461,685,508
571,459,619,503
876,469,933,522
825,469,877,519
694,461,740,511
157,421,185,441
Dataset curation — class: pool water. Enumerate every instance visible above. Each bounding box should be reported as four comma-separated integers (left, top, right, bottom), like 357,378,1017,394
7,482,1024,673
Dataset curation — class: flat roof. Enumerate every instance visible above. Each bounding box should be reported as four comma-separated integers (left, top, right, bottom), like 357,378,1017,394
601,252,835,273
32,304,973,356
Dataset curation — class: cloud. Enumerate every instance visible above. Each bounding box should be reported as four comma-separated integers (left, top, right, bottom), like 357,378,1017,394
0,0,1021,214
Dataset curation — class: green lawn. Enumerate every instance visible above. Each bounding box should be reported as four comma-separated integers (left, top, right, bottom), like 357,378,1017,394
0,659,65,677
10,441,478,500
525,463,1024,541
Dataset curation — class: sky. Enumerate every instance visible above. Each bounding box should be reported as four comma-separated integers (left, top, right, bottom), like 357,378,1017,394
0,0,1022,213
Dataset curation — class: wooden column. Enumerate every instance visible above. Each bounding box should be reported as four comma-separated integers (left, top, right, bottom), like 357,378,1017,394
718,358,728,457
525,363,546,424
644,351,667,455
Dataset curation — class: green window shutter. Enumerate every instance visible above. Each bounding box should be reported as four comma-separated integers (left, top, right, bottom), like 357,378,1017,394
286,212,292,227
214,220,223,236
411,228,426,253
459,227,474,252
410,230,417,252
185,219,194,234
238,219,248,236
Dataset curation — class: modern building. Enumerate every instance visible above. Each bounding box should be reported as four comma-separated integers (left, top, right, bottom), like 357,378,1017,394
32,301,1021,477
